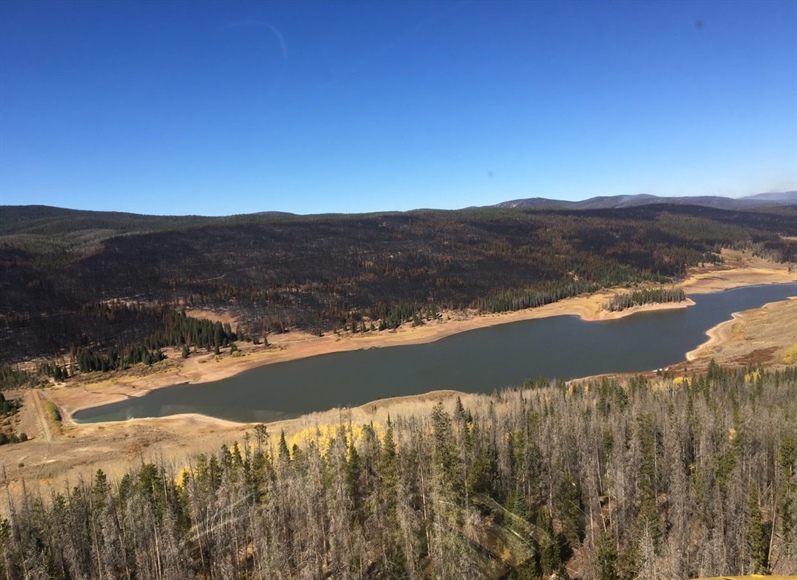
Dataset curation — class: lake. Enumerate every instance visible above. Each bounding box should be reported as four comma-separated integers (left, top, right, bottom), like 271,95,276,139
74,283,795,423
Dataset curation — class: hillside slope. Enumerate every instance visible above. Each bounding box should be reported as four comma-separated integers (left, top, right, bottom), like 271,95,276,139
1,203,796,363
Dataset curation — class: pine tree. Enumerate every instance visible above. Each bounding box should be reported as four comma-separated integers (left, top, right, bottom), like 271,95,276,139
278,430,290,463
748,481,767,573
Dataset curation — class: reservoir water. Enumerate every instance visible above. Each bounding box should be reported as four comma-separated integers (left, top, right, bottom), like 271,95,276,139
74,284,795,423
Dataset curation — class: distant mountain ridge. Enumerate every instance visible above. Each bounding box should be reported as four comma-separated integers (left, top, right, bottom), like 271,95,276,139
2,200,796,363
496,191,797,210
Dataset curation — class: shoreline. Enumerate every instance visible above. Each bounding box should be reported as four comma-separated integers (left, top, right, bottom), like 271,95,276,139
685,295,797,363
51,257,795,424
685,309,746,363
61,297,697,422
2,255,794,497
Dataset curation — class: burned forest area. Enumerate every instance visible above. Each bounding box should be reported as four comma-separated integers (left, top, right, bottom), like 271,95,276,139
1,203,797,579
1,203,795,365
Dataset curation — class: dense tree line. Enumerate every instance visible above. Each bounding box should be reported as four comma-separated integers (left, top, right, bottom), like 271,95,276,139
0,391,25,446
0,391,20,417
476,279,601,313
146,311,240,351
3,364,796,578
0,306,246,384
68,310,240,375
605,287,686,312
0,364,43,390
73,345,166,373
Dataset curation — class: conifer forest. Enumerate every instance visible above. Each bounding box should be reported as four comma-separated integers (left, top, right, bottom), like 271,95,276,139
3,366,796,579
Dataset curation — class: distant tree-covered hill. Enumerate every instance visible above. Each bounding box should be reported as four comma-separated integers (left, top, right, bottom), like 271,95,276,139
1,203,795,363
496,190,797,210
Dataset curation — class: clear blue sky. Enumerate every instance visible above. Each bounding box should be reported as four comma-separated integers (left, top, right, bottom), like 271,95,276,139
1,0,795,215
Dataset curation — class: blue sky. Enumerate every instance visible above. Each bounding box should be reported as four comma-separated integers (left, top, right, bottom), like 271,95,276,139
1,0,795,215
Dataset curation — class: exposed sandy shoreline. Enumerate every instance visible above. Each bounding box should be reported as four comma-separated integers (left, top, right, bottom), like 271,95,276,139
48,250,795,423
686,295,797,364
1,250,794,497
54,298,699,421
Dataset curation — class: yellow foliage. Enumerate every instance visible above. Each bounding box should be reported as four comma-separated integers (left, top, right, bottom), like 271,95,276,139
781,343,797,364
175,466,192,487
744,369,761,383
281,420,384,457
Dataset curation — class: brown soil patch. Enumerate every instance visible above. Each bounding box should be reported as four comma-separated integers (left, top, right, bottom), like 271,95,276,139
184,308,239,326
732,347,779,366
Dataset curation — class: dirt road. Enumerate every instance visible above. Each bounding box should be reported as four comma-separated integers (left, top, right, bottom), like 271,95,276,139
31,390,53,443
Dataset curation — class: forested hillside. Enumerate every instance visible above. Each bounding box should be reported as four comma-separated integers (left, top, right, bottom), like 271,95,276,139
2,204,796,363
3,365,796,578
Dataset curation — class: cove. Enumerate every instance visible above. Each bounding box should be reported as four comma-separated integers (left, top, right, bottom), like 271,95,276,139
74,283,795,424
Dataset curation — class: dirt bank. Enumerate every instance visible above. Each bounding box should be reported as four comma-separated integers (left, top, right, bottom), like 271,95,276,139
686,296,797,365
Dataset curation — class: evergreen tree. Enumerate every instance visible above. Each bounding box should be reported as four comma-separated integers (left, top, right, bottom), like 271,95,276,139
748,481,767,573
